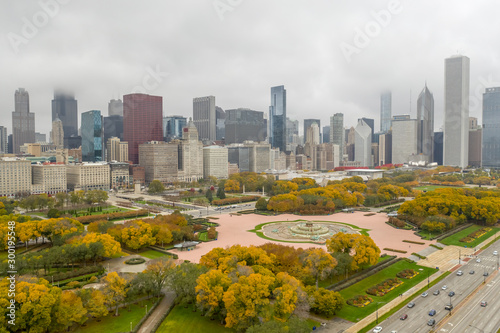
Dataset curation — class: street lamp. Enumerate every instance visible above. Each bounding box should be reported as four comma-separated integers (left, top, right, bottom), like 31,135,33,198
375,302,385,324
459,249,461,265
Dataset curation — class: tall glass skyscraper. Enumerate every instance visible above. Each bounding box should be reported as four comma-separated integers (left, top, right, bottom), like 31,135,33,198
417,84,434,162
52,90,78,142
269,85,287,152
380,92,392,133
12,88,35,154
444,55,470,168
163,115,187,141
482,87,500,168
81,110,103,162
330,113,344,155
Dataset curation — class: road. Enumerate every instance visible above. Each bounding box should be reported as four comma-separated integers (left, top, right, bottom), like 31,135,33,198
378,246,500,333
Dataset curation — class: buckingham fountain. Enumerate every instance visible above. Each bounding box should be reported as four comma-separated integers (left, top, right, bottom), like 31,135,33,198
259,220,358,244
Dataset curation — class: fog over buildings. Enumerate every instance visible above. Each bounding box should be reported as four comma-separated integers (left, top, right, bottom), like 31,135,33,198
2,1,500,138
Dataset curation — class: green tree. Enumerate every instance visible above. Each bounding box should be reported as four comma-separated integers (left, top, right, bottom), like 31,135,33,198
255,197,268,210
170,262,208,310
143,258,176,299
246,316,311,333
148,180,165,194
217,182,226,199
300,248,337,289
205,189,213,203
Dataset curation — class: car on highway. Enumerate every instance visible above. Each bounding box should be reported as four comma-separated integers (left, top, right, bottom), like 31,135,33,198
421,292,428,297
494,251,498,256
429,309,436,316
456,270,463,276
433,290,440,295
442,285,447,290
427,318,436,326
407,302,415,308
476,258,481,263
373,326,383,333
400,314,408,320
445,304,453,310
470,270,475,274
448,291,455,297
481,301,488,307
483,272,489,276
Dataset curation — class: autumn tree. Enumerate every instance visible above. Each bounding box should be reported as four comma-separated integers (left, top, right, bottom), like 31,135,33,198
170,262,208,310
102,272,129,316
54,290,87,331
120,221,156,251
195,269,232,320
223,273,275,331
377,184,409,200
300,248,337,289
272,181,299,195
224,179,240,193
76,288,108,321
267,194,304,212
307,286,344,317
326,232,381,270
75,232,122,258
143,258,176,299
272,272,305,320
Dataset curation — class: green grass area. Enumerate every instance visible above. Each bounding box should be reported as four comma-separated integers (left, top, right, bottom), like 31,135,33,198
156,305,233,333
318,256,393,289
440,225,500,248
336,260,437,322
73,298,155,333
414,185,464,191
197,232,212,241
417,230,441,240
139,249,170,260
358,271,451,333
70,206,131,217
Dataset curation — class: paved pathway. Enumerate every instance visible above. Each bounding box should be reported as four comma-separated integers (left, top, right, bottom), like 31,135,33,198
137,291,176,333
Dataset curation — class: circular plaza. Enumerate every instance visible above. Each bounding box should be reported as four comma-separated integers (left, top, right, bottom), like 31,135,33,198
259,220,358,243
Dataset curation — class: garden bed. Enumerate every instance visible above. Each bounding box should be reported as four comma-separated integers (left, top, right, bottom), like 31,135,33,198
346,295,373,308
366,278,403,296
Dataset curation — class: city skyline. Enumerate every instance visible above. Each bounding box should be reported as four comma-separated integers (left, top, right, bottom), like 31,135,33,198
2,2,500,137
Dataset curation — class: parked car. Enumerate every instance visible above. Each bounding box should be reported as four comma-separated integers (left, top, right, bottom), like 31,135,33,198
400,314,408,320
407,302,415,308
428,309,436,316
481,301,488,307
373,327,383,333
433,290,440,295
456,270,463,276
421,292,428,297
428,319,436,326
448,291,455,297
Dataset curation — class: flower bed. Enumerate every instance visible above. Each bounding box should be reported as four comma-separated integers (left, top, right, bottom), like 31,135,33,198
459,227,491,243
125,258,146,265
346,295,373,307
397,269,418,279
366,278,403,296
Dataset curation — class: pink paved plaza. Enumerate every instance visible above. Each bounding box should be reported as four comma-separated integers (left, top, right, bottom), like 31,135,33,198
172,212,436,263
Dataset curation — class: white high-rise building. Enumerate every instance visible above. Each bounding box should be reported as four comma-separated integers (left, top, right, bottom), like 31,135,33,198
193,96,216,142
380,92,392,133
392,116,418,164
444,55,470,168
355,119,372,167
203,146,228,179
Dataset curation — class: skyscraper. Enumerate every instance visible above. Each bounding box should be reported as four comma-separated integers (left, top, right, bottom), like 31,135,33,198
417,84,434,162
177,120,203,182
108,99,123,116
286,118,299,143
163,116,187,141
12,88,35,154
392,116,418,164
482,87,500,168
330,113,344,156
269,85,287,152
380,92,392,133
361,117,375,142
304,119,320,141
355,119,372,167
0,126,7,154
123,93,163,164
216,106,225,141
52,90,78,142
51,118,64,149
225,109,267,144
322,126,330,144
193,96,216,142
81,110,104,162
444,55,470,168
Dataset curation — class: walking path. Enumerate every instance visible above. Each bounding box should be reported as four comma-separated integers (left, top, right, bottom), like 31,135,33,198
137,291,176,333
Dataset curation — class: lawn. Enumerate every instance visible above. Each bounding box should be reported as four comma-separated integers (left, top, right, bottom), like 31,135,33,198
73,299,155,333
70,206,131,217
157,305,320,333
156,305,233,333
440,225,500,248
139,249,170,260
335,260,437,322
414,185,464,191
417,230,441,240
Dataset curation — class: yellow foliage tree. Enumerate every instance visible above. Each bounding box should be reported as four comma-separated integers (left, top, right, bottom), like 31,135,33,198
103,272,129,316
224,179,240,193
121,221,156,250
300,248,337,289
54,291,87,330
195,269,232,320
76,232,121,257
267,194,304,212
326,232,381,270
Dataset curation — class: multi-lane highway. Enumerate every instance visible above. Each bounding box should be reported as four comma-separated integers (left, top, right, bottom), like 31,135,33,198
377,247,499,333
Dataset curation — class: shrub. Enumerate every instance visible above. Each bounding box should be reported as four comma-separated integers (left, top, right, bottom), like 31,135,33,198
346,295,373,307
383,248,407,254
47,265,103,282
47,208,61,218
212,195,260,206
389,217,406,228
411,253,427,259
125,257,146,265
66,281,81,288
76,209,149,224
396,269,418,279
402,240,425,245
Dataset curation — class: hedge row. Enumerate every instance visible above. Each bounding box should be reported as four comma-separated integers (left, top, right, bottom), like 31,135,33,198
383,248,408,254
411,252,426,259
45,265,104,282
75,209,149,224
403,240,425,245
212,195,260,206
329,256,399,292
429,244,443,250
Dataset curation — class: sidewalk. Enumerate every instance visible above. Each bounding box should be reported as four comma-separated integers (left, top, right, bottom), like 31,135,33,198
137,291,176,333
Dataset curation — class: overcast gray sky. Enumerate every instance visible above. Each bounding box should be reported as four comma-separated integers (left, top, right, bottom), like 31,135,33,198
2,0,500,137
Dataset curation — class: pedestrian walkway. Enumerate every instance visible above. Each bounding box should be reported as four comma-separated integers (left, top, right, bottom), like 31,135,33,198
137,291,176,333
